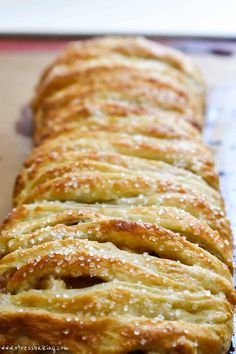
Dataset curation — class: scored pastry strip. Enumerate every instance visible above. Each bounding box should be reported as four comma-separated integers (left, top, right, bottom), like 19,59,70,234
0,37,234,354
33,37,205,142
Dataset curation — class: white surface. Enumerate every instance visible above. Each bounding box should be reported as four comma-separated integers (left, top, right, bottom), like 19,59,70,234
205,86,236,236
0,0,236,37
205,85,236,348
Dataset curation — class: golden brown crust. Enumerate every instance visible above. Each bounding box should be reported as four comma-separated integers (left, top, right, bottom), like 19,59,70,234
0,37,234,353
32,36,205,145
14,130,220,207
0,312,232,354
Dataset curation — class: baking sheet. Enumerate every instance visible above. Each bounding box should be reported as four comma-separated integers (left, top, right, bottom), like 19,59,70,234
0,48,235,352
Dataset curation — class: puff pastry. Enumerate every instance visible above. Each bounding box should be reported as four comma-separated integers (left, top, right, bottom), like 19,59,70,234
0,36,234,354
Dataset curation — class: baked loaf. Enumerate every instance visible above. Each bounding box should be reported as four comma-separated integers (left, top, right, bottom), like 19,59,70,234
0,37,234,354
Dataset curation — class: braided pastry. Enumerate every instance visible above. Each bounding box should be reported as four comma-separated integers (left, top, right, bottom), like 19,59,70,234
0,37,234,354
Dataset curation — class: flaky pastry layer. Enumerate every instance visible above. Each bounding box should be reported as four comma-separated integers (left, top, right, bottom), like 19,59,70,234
0,37,234,354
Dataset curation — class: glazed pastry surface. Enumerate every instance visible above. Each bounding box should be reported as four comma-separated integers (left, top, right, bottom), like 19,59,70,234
0,37,234,354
